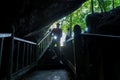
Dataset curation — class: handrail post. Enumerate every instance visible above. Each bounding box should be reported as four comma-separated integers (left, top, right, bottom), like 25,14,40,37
7,34,14,80
0,38,4,73
30,44,32,64
16,42,20,71
26,44,29,65
7,26,15,80
22,43,26,68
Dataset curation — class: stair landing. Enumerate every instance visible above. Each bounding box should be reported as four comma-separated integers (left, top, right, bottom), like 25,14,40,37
22,69,70,80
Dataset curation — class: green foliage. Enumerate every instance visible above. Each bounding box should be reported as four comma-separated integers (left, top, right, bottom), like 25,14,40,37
115,0,120,8
57,0,120,33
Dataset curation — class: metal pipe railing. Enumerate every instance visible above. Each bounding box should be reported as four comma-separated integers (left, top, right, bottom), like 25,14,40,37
0,33,38,80
0,32,53,80
0,33,12,38
11,37,38,80
66,33,120,42
38,32,53,59
14,37,37,45
80,33,120,38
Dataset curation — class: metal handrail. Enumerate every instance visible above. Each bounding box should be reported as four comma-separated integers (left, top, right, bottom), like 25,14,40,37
37,31,53,59
14,37,37,45
0,33,12,38
38,31,51,45
67,33,120,42
80,33,120,38
11,36,37,79
0,31,54,80
0,30,56,80
0,33,39,80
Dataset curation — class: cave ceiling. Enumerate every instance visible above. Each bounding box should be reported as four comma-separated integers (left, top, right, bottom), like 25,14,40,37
1,0,86,42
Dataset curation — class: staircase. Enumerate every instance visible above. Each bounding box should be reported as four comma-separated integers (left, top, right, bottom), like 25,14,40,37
20,47,74,80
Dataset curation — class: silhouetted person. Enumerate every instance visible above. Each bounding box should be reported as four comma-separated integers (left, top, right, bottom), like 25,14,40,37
85,13,103,33
51,23,62,58
74,24,81,35
74,24,89,80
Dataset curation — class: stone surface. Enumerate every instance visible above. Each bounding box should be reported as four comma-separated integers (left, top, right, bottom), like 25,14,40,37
23,69,70,80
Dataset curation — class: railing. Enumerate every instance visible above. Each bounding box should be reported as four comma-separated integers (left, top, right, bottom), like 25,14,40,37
0,32,52,80
11,37,38,79
37,32,53,60
0,33,12,77
0,33,38,80
74,33,120,80
63,37,76,73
